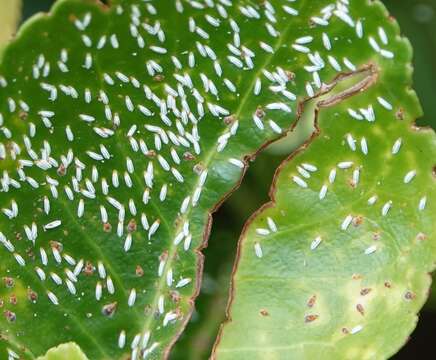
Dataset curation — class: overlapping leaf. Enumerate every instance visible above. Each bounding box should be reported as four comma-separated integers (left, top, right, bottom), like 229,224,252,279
214,1,436,359
0,0,383,358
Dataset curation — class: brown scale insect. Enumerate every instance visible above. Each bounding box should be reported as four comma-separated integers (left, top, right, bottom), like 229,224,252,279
193,163,205,175
3,277,14,288
352,215,363,227
255,106,265,119
307,295,317,308
57,164,67,176
223,114,237,125
153,74,165,82
395,108,404,120
9,295,17,305
102,302,117,317
416,232,427,241
183,152,195,161
305,314,319,323
170,291,181,303
4,310,16,322
19,110,28,120
360,288,372,296
83,261,95,276
259,309,269,316
127,219,137,233
49,240,63,252
103,222,112,232
286,70,296,81
160,251,168,263
26,248,35,260
404,291,416,301
144,304,152,316
27,289,38,302
135,265,144,277
356,304,365,316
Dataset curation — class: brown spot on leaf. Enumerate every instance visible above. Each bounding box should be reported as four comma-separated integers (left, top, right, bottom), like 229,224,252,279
356,304,365,316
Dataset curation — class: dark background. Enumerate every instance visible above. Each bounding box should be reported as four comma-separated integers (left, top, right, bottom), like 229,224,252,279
20,1,436,358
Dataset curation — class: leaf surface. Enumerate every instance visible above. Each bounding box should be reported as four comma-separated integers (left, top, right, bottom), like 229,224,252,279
214,1,436,359
0,0,352,358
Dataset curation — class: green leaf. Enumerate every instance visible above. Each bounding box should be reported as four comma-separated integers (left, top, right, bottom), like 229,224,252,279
36,343,88,360
0,0,361,358
214,2,436,359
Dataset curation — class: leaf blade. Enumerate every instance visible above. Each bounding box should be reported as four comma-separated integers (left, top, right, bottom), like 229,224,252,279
214,1,436,359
